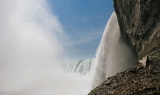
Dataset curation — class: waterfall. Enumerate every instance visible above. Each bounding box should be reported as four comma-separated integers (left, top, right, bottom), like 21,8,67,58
91,12,137,89
65,58,95,74
0,0,138,94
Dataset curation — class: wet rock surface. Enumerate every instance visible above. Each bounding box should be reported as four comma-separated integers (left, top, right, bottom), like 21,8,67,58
114,0,160,59
88,59,160,95
88,0,160,94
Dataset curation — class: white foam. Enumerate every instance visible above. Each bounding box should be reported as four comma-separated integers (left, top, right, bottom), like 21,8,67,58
91,12,137,89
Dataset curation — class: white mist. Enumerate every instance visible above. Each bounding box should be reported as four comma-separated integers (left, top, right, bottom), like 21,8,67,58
91,12,137,89
0,1,137,94
0,0,91,95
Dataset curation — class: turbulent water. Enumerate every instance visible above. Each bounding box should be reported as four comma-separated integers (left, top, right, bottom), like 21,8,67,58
91,12,137,89
64,58,95,74
0,0,137,95
64,11,137,91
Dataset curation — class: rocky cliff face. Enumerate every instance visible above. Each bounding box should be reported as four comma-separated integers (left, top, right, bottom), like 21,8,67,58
114,0,160,59
88,0,160,94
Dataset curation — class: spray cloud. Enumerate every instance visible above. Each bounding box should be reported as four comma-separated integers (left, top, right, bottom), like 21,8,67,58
0,0,91,95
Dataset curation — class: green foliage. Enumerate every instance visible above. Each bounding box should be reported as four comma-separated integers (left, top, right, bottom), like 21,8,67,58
139,38,160,59
148,53,160,60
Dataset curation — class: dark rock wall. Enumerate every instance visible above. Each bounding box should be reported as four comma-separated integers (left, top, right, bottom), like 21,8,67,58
113,0,160,59
88,0,160,94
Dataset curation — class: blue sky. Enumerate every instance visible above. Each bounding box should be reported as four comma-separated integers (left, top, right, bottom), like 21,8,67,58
47,0,114,60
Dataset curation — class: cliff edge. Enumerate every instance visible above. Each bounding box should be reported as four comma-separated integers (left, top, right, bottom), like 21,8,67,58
89,0,160,94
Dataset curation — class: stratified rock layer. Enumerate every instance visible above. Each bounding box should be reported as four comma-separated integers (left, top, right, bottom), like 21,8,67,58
114,0,160,59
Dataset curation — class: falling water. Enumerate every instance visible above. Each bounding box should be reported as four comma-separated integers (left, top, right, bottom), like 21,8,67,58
65,58,95,74
91,12,137,89
0,0,137,94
